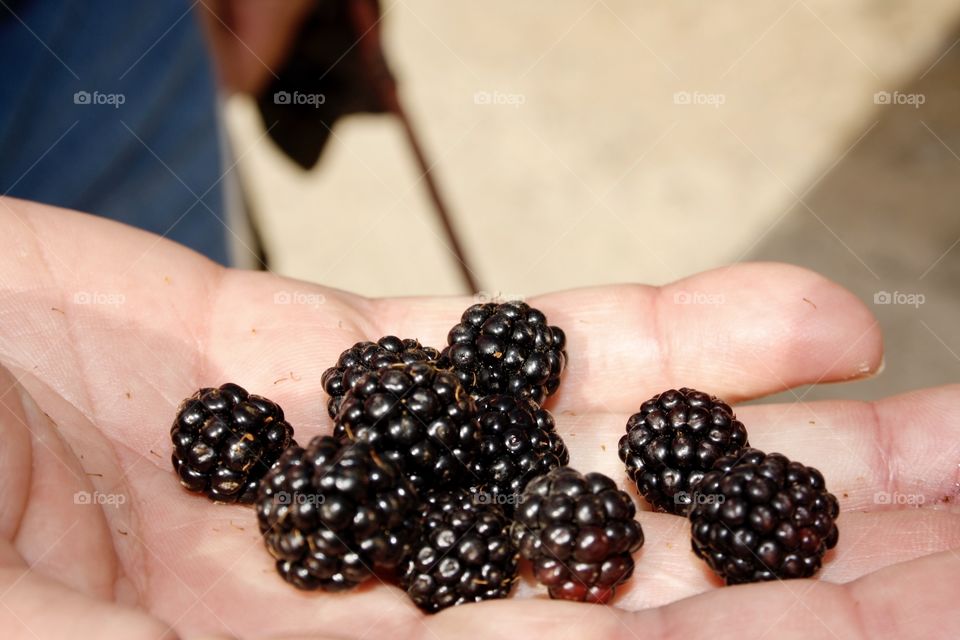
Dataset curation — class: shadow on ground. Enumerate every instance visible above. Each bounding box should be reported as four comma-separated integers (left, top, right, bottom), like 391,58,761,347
749,28,960,403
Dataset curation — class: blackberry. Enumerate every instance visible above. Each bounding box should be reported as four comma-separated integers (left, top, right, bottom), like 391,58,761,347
334,362,482,491
618,388,749,515
511,467,644,604
171,383,294,503
400,489,519,612
439,301,566,404
256,436,420,591
470,395,569,511
690,448,840,584
321,336,440,419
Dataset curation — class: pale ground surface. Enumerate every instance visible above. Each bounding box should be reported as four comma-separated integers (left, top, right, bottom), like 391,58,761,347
227,1,960,401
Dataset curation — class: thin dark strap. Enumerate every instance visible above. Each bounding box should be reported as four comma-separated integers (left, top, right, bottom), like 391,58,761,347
348,0,481,294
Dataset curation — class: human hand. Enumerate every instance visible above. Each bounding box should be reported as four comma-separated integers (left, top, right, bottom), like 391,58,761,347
0,197,956,638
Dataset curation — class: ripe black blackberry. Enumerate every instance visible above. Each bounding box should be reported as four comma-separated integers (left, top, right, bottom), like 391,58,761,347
439,301,566,404
618,388,749,515
334,362,481,491
400,489,519,612
321,336,440,419
511,467,644,604
690,448,840,584
470,395,569,511
171,383,294,504
256,435,420,591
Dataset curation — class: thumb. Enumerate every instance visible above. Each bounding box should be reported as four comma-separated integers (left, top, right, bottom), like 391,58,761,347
0,364,174,637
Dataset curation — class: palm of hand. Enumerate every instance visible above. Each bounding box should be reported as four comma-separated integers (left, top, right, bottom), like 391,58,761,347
0,199,957,639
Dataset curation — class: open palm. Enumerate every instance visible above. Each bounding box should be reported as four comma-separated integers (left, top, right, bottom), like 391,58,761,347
0,197,957,639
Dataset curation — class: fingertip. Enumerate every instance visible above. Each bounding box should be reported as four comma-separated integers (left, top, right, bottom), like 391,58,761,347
683,261,885,399
778,262,884,383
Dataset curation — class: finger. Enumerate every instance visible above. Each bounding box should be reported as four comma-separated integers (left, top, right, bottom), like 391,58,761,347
738,384,960,511
375,262,883,412
0,374,31,545
423,549,960,639
630,509,960,608
643,548,960,639
0,199,881,422
558,385,960,513
507,508,960,610
0,559,175,639
0,364,125,600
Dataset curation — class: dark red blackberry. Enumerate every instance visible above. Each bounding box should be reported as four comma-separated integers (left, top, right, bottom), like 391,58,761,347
511,467,644,603
470,395,569,511
256,436,420,591
400,489,518,612
618,388,749,515
333,362,482,491
690,448,840,585
171,383,294,504
321,336,440,419
439,301,566,404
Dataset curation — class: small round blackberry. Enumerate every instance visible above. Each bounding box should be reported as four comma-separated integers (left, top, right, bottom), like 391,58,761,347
321,336,440,419
690,448,840,585
470,395,569,511
618,388,749,515
170,383,294,503
334,362,482,491
511,467,644,604
400,489,519,612
256,436,420,591
439,301,566,404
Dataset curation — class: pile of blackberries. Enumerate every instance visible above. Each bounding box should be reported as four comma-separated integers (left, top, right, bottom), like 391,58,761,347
169,300,839,614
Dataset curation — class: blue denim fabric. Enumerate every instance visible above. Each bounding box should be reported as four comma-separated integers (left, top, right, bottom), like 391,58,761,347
0,0,229,264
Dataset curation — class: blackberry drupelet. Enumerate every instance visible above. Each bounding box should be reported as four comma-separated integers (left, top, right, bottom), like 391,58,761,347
439,301,567,404
256,435,420,591
171,383,294,503
690,448,840,584
618,388,749,515
400,488,519,612
321,336,440,419
334,362,482,491
470,395,569,511
511,467,644,604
